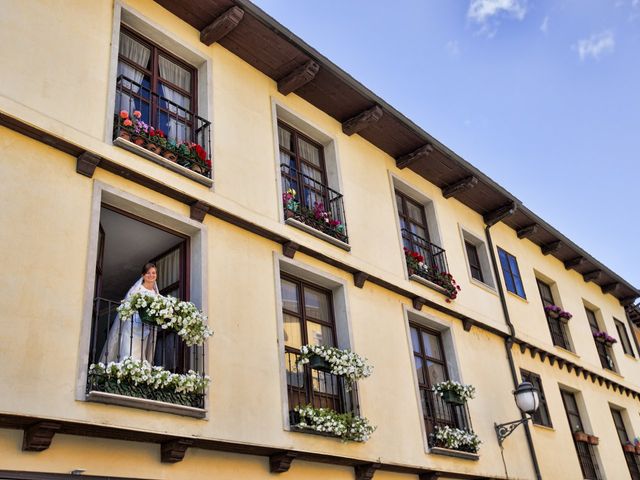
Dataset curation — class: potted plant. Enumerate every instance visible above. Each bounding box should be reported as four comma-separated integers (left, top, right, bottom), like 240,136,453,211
282,188,299,219
293,404,376,442
117,110,134,141
544,305,573,323
623,442,636,453
146,128,166,155
432,425,481,454
163,141,178,162
588,435,599,446
432,380,476,406
297,344,373,389
593,331,617,346
574,431,589,443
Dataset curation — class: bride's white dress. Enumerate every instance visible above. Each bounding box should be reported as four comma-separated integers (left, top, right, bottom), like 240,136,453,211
101,279,158,364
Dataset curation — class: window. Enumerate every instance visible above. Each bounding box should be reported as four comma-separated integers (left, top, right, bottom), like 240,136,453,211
537,279,571,350
281,274,356,425
520,370,552,427
409,323,473,447
585,308,616,371
611,408,640,479
497,248,526,298
560,390,600,480
279,122,348,243
465,241,484,283
114,26,211,178
615,319,636,357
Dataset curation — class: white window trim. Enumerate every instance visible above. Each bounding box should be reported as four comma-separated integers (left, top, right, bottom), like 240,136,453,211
75,180,209,414
388,172,445,279
272,252,356,431
401,304,465,453
105,1,215,187
458,224,497,292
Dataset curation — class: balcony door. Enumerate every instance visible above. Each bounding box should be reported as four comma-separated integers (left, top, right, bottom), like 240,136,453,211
537,279,570,350
560,390,600,480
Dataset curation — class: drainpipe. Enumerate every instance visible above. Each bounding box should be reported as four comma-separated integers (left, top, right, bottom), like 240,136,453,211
485,225,543,480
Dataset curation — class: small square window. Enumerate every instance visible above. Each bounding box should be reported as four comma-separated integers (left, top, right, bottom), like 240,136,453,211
497,248,526,298
520,370,552,427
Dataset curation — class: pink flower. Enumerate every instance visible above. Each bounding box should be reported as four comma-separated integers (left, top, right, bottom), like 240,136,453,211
133,110,142,119
123,119,133,127
119,110,129,119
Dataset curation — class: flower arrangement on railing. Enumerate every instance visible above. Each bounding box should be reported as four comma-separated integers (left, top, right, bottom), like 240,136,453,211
432,425,481,454
117,293,213,347
88,357,209,407
432,381,476,406
293,405,376,442
282,189,346,240
297,344,373,389
116,110,211,176
404,247,461,301
593,331,617,345
544,305,573,322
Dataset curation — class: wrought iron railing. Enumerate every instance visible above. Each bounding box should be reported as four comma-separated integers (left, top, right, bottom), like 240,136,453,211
546,314,571,350
594,339,616,372
86,297,206,408
281,164,348,244
574,438,601,480
402,229,449,277
113,75,212,178
285,351,358,427
423,389,474,447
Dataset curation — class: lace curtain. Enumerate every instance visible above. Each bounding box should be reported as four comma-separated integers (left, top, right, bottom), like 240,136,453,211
159,56,192,144
117,33,150,114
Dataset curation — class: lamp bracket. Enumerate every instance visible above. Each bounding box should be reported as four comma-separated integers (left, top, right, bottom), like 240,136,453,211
495,417,530,446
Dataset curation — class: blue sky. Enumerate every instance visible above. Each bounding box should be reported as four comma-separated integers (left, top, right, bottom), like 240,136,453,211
252,0,640,288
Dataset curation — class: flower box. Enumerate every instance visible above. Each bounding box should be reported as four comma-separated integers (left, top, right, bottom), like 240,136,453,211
307,353,332,373
433,381,476,405
623,443,636,453
574,431,589,443
635,445,640,455
137,307,156,327
595,336,606,344
588,435,599,446
293,405,375,442
442,390,466,406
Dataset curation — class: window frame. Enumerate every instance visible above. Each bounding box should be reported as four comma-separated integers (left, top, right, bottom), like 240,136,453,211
615,318,636,357
520,370,553,428
497,247,526,298
465,241,484,283
585,307,617,372
560,389,601,480
536,278,571,350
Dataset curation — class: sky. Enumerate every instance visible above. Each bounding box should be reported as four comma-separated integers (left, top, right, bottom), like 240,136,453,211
251,0,640,289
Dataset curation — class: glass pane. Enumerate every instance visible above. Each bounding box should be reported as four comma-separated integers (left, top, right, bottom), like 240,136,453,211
278,126,293,150
426,361,447,385
414,355,426,385
158,55,191,92
422,331,442,360
306,321,334,347
283,313,302,348
301,163,323,186
298,137,321,167
119,33,151,69
508,255,520,277
160,84,191,115
410,327,421,353
395,193,404,214
410,223,427,241
406,201,424,224
304,288,330,322
281,279,299,313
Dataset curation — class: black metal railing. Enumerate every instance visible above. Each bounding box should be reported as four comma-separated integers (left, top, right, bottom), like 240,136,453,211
86,297,206,408
285,351,358,427
546,314,571,350
281,164,348,243
575,439,601,480
594,339,616,372
113,75,212,178
622,447,640,480
423,389,474,447
402,229,449,277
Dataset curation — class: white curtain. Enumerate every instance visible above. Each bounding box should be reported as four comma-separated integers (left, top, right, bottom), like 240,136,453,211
155,248,180,294
159,56,192,144
117,33,150,114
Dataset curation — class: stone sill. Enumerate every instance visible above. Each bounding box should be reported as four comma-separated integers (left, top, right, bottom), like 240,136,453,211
289,425,343,441
429,446,479,461
113,136,213,188
285,217,351,251
409,274,449,296
86,390,206,419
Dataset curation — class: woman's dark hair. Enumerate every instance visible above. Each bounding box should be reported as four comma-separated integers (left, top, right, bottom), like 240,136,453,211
141,262,157,275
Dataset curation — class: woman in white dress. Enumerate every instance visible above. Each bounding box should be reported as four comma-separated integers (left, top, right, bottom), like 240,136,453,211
101,263,159,364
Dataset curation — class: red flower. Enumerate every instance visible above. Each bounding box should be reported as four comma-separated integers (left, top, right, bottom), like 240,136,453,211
194,144,207,161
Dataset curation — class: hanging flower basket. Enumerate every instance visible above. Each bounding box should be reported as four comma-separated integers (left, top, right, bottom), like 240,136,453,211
432,381,476,405
307,353,332,373
574,431,589,443
442,390,466,406
137,307,156,327
588,435,599,446
635,444,640,455
623,443,636,453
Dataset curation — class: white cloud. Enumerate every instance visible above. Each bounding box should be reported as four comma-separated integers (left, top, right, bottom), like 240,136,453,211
446,40,460,57
574,31,615,60
540,15,549,34
467,0,527,24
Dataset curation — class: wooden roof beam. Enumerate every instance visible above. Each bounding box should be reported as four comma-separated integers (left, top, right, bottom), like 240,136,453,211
601,282,620,294
396,144,433,169
354,463,381,480
270,451,298,473
517,224,538,239
278,60,320,96
583,270,602,283
483,202,517,227
564,256,586,270
442,175,478,199
342,105,383,136
541,240,562,256
200,6,245,46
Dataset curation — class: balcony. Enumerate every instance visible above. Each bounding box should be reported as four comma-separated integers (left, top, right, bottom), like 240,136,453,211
113,75,212,184
281,164,349,248
402,229,459,301
424,389,478,458
86,297,207,416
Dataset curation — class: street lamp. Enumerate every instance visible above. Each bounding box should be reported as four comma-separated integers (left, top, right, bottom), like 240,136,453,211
495,381,540,445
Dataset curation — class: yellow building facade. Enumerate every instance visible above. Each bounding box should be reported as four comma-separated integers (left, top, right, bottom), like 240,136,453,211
1,1,639,480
